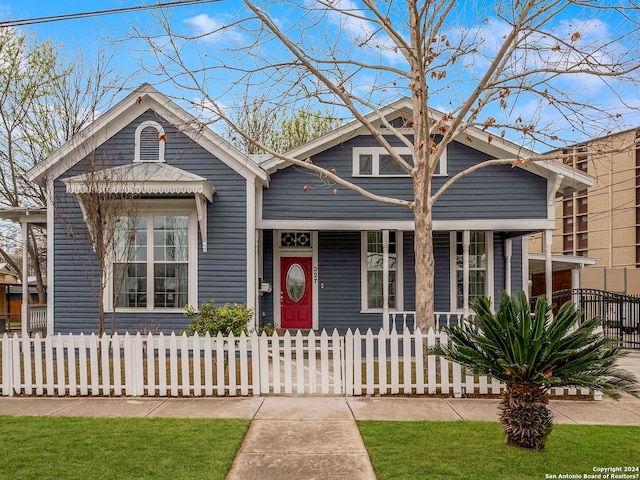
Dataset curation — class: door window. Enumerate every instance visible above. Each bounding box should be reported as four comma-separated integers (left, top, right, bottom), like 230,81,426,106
286,263,306,303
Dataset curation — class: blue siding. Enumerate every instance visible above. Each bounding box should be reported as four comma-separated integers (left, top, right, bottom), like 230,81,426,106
510,236,524,295
263,136,548,221
433,232,451,312
317,231,382,332
317,231,447,332
402,232,415,311
53,109,248,334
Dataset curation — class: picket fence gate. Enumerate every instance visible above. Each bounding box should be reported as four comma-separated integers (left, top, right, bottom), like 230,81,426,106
0,329,596,399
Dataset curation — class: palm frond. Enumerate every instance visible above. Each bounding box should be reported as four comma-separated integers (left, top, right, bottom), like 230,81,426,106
430,292,639,399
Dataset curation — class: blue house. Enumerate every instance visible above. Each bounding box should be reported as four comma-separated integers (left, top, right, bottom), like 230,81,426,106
22,84,591,335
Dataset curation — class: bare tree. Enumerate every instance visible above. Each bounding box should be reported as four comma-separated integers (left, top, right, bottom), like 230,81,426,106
134,1,640,331
226,92,340,154
0,26,125,303
62,154,140,336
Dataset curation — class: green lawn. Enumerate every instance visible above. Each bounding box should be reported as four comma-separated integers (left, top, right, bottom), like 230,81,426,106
0,416,250,480
358,421,640,480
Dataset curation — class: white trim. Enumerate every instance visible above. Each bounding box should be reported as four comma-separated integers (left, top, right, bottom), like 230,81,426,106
352,146,447,177
29,84,268,186
259,218,555,231
134,121,165,163
487,232,495,309
312,231,319,330
260,96,591,196
547,173,564,220
360,230,404,315
522,236,530,298
246,178,257,329
504,238,512,295
450,230,494,312
21,221,28,338
106,199,198,313
47,178,55,335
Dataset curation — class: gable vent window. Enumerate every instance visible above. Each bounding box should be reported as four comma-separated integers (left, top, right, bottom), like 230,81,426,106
135,120,166,163
353,146,447,177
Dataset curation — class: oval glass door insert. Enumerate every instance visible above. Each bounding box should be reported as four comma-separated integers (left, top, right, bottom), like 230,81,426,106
286,263,306,303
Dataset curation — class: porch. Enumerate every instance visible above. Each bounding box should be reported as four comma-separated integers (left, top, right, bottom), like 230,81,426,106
0,305,47,337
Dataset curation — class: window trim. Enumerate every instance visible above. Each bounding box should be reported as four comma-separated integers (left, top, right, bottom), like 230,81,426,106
135,120,166,163
106,199,198,313
360,230,404,313
449,231,494,312
352,146,447,177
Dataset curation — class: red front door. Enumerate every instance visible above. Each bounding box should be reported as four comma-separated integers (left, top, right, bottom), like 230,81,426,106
280,257,312,329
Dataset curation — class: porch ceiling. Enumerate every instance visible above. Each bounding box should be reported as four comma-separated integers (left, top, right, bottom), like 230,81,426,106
528,253,596,274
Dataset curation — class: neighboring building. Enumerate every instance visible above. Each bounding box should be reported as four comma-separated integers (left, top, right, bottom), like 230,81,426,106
0,263,19,331
9,84,590,335
529,128,640,296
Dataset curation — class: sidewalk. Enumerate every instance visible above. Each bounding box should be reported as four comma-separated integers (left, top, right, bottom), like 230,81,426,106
1,393,639,479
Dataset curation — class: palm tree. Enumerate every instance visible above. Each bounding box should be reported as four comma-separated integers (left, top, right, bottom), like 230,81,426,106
432,292,639,450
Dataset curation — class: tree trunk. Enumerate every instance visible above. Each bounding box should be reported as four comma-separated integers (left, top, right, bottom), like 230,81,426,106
409,2,435,334
499,382,553,449
413,196,436,332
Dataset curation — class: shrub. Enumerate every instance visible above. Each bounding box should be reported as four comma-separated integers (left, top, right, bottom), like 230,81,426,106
259,323,282,336
184,300,254,337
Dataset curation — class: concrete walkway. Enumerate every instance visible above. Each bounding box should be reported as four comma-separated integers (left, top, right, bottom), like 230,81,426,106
1,393,640,480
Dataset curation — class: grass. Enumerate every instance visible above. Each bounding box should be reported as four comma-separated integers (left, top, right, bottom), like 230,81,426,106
0,416,250,480
358,420,640,480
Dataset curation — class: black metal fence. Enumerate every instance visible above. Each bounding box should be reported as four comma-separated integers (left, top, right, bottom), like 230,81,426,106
541,289,640,350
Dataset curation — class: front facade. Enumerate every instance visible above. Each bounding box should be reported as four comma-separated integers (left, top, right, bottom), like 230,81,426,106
23,85,590,335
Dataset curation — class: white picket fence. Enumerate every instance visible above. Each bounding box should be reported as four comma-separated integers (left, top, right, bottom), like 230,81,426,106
0,329,595,398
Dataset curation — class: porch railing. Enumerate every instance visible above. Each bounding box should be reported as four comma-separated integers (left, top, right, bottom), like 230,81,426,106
387,311,467,332
27,305,47,336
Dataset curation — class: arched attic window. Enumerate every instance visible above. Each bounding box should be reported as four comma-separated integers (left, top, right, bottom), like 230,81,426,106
135,120,166,162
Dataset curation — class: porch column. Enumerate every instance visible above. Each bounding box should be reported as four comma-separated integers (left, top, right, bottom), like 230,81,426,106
21,221,28,338
544,229,553,299
382,230,390,332
462,230,470,318
504,238,512,295
571,267,580,290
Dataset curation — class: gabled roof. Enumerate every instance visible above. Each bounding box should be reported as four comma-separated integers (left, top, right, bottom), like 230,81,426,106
262,97,592,195
28,84,268,186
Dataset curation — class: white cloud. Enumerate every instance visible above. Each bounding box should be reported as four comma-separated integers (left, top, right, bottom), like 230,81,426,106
184,14,243,44
313,0,406,65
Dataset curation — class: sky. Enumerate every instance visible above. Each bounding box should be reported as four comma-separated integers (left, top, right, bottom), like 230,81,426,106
1,1,640,148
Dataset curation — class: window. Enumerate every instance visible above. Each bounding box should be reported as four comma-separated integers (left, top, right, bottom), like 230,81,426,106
452,231,493,311
362,231,403,311
280,231,311,248
135,120,166,163
353,146,446,176
112,207,196,310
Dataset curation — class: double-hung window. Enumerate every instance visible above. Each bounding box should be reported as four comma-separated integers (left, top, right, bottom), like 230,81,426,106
452,231,493,311
362,231,403,311
112,203,196,311
353,146,447,176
